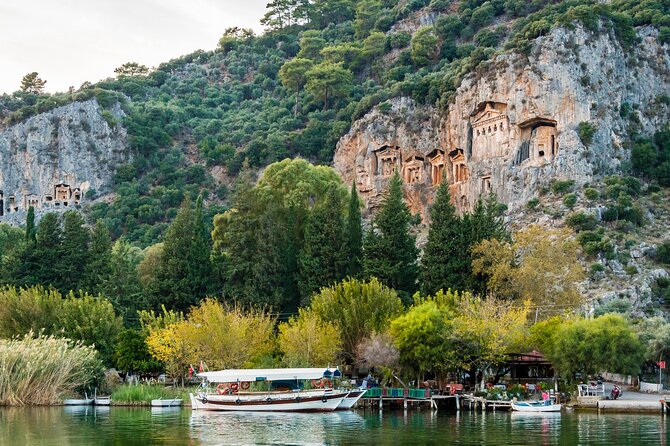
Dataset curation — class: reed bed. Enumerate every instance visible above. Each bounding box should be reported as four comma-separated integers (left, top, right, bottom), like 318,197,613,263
0,334,102,406
111,384,190,405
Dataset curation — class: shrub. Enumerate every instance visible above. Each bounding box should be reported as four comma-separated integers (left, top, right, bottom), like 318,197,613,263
584,187,599,201
526,197,540,210
563,193,577,208
551,180,575,195
566,212,599,232
578,122,596,145
589,263,605,277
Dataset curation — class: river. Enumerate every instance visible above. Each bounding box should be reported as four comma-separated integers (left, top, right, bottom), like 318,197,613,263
0,406,666,445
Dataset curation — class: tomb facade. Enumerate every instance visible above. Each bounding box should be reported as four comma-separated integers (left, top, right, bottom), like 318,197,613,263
427,149,446,186
403,155,425,185
470,102,510,160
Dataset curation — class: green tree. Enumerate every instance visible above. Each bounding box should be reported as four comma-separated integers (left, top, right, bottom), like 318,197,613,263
410,26,441,66
297,30,326,60
84,220,112,295
189,196,212,299
305,62,353,110
421,181,466,295
20,72,46,94
363,173,419,300
261,0,303,29
278,308,342,367
548,314,644,379
148,195,198,312
59,211,91,293
310,277,403,363
298,183,348,304
346,181,363,278
29,213,62,288
25,206,36,245
279,58,314,116
114,62,149,77
104,239,145,326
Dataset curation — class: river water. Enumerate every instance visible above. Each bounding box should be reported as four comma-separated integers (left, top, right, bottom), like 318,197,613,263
0,406,667,445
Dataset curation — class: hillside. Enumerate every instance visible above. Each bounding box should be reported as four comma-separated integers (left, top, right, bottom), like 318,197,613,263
0,1,667,244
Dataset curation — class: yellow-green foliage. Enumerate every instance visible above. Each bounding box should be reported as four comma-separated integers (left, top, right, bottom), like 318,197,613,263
311,278,403,361
145,299,275,381
0,334,102,406
278,309,341,367
0,286,122,364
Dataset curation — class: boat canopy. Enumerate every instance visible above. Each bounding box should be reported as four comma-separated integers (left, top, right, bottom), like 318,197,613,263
198,367,340,383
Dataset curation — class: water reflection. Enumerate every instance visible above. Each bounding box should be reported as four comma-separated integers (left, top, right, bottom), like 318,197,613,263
190,410,365,445
0,407,667,445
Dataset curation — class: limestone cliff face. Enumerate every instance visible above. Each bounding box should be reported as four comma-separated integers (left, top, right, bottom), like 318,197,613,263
334,26,670,222
0,100,128,224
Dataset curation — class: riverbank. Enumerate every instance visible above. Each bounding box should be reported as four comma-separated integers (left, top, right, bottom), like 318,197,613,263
107,385,193,407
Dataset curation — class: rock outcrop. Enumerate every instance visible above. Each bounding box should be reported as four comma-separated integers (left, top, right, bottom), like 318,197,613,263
0,100,128,224
334,26,670,222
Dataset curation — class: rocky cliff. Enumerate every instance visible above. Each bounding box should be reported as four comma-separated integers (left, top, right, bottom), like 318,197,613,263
334,25,670,222
0,100,128,224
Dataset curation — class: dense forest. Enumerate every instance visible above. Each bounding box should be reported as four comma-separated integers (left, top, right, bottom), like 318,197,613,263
1,0,670,391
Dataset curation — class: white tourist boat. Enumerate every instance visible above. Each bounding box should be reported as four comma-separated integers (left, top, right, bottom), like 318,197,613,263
191,367,350,412
511,400,562,413
63,392,93,406
151,398,183,407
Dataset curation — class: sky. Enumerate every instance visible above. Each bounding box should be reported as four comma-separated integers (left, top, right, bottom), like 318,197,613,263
0,0,267,94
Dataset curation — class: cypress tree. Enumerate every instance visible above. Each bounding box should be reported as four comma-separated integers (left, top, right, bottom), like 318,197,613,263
362,173,418,301
189,196,212,299
30,213,62,288
346,180,363,278
25,206,36,245
59,211,91,293
148,195,196,312
105,239,145,326
421,181,469,295
298,183,348,305
85,220,113,295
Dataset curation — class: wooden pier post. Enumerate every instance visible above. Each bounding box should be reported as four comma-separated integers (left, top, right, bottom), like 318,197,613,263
455,394,460,411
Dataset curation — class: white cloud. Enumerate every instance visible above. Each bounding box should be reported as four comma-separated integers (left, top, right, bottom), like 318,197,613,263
0,0,267,94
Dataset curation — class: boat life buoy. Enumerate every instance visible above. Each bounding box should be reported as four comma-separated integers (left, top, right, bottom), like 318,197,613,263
321,395,328,403
235,398,242,405
217,383,229,395
241,381,250,390
229,382,239,392
202,396,208,404
322,379,332,389
295,396,302,403
266,397,273,402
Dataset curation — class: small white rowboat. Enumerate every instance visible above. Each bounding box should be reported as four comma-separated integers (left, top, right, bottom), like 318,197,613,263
151,398,183,407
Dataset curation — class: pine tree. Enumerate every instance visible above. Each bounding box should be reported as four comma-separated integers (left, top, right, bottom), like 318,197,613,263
346,180,363,278
298,184,348,304
420,181,468,295
362,173,418,301
148,195,196,312
85,220,113,295
59,211,91,293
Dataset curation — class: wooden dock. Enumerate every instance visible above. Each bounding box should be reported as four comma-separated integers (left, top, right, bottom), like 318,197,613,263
359,388,518,412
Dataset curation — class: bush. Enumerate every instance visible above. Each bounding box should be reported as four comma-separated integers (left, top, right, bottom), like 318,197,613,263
578,122,596,145
526,197,540,210
589,263,605,278
551,180,575,195
565,212,599,232
563,193,577,208
584,187,599,201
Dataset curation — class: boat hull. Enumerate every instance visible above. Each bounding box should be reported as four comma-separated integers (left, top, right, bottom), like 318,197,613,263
151,399,183,407
511,402,562,413
190,391,347,412
337,390,366,409
93,397,111,406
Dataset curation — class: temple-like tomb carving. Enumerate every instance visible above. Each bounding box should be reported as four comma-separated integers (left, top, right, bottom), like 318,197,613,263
481,176,492,195
0,182,87,217
403,155,424,185
427,149,445,185
515,117,558,166
470,102,509,160
449,149,468,183
356,167,373,193
372,146,402,177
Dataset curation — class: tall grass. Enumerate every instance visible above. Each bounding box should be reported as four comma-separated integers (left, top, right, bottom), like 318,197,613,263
111,384,190,405
0,333,102,406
